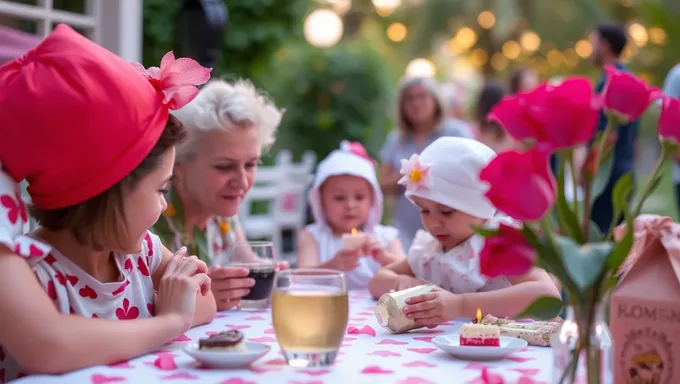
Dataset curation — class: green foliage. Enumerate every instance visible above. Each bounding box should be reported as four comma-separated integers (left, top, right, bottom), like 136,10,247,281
142,0,307,83
269,41,393,161
516,296,563,320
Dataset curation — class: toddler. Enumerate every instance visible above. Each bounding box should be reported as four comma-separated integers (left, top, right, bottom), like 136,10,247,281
369,137,559,326
0,25,215,379
297,141,406,289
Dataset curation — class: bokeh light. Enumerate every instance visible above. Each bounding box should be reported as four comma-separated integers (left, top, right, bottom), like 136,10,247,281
406,58,436,77
520,31,541,52
387,23,407,42
477,11,496,29
304,9,344,48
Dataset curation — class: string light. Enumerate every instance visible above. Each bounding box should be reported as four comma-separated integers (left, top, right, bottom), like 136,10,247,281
519,31,541,52
386,23,407,42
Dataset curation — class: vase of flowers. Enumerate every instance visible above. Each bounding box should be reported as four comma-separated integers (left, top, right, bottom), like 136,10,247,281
475,66,677,384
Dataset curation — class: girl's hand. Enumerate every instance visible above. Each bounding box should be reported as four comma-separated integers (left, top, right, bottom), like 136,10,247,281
402,288,462,327
394,275,426,292
155,249,211,332
362,236,393,266
328,248,361,271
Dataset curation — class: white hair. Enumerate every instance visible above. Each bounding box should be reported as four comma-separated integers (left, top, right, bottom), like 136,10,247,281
171,79,283,161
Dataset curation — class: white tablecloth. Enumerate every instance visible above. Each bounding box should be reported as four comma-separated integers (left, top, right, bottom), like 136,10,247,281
15,291,555,383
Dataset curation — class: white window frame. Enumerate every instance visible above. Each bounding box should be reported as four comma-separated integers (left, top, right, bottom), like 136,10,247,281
0,0,142,62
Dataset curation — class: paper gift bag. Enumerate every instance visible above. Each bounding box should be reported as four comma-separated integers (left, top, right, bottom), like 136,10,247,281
610,214,680,384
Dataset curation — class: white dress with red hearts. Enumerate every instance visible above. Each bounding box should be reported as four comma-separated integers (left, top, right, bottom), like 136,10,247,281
0,230,163,381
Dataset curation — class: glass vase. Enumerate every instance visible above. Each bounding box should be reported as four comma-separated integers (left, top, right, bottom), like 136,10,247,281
551,304,613,384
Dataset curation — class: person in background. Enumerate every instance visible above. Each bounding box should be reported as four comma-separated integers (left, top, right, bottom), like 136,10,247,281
588,23,639,233
152,79,286,311
662,63,680,216
379,76,471,251
297,141,406,289
509,67,539,94
475,81,516,154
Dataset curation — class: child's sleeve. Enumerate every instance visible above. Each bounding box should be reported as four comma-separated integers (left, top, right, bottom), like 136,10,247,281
143,231,164,275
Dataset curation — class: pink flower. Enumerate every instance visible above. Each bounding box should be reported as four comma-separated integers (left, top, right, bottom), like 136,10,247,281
601,65,660,122
398,154,432,192
480,368,506,384
658,96,680,146
489,78,599,150
480,223,535,278
479,145,555,221
341,140,375,165
131,51,212,110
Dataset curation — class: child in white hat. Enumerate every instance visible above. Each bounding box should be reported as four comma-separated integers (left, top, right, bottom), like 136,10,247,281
297,141,407,289
369,137,559,324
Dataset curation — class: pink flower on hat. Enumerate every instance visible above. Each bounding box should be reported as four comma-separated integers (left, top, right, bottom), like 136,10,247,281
340,140,376,165
398,154,432,192
131,51,212,110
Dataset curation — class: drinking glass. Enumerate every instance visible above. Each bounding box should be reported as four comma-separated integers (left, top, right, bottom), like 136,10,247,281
219,241,276,309
271,269,348,367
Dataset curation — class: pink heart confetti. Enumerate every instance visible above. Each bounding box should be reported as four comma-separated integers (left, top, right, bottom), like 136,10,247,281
244,315,267,321
518,377,547,384
265,358,287,365
298,369,331,376
464,363,490,371
360,366,394,375
347,325,376,336
90,374,126,384
170,334,191,342
357,311,373,316
399,377,436,384
108,361,134,368
161,372,199,380
368,350,401,357
205,331,218,336
248,336,277,343
412,336,434,343
225,324,251,330
147,354,177,370
402,360,437,368
219,379,256,384
406,348,436,354
510,368,540,376
505,355,535,363
264,328,276,334
377,339,409,345
519,348,532,352
343,337,357,342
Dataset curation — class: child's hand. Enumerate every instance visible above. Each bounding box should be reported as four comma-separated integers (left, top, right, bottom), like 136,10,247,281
329,248,361,271
402,288,462,327
394,274,426,291
362,235,393,266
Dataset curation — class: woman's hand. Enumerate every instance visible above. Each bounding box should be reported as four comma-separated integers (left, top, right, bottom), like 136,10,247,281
208,266,255,311
155,252,211,332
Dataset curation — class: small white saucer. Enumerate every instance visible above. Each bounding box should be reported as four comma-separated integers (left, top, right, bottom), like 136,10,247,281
432,334,528,361
183,342,271,369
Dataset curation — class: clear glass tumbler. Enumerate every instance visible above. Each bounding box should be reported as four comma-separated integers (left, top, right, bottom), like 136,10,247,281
219,241,276,310
271,269,349,367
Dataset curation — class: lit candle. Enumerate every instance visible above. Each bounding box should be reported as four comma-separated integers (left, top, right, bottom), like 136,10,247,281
473,308,482,324
341,228,366,250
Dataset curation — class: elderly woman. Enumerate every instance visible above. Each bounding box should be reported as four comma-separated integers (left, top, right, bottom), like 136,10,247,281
379,76,471,250
152,79,283,311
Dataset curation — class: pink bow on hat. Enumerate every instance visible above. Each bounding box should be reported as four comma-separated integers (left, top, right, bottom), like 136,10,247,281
131,51,212,110
340,140,376,165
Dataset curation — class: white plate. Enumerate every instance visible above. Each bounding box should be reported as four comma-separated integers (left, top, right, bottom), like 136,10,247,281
184,342,271,369
432,334,528,361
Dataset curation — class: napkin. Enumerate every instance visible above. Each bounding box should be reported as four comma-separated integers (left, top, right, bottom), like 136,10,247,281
481,314,563,347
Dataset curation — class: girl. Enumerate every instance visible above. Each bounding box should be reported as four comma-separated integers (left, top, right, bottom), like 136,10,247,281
297,141,407,289
369,137,559,326
0,25,216,380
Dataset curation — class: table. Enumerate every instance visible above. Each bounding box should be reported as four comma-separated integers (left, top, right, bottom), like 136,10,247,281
16,291,554,384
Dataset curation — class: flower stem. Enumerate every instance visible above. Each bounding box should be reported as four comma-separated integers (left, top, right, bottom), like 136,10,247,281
568,150,580,225
631,143,671,218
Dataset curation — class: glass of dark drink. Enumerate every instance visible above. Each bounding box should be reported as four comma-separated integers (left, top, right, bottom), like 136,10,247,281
221,241,276,310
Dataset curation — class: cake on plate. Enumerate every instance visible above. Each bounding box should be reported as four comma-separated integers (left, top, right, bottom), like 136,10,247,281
459,323,500,347
198,330,247,352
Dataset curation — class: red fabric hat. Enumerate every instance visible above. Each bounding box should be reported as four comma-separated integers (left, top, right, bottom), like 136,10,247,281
0,24,210,209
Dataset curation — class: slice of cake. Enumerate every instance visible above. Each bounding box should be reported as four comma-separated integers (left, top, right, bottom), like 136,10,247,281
459,323,500,347
198,330,247,352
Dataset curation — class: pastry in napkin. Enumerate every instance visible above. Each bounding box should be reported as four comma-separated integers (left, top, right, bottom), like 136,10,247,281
481,314,563,347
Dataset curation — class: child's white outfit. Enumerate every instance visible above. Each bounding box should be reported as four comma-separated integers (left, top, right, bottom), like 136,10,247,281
306,141,399,289
408,215,513,293
399,137,515,293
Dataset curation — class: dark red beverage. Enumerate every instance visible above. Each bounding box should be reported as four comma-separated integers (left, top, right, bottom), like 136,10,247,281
243,265,276,301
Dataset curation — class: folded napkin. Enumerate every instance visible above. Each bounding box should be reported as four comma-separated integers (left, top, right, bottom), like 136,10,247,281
481,314,563,347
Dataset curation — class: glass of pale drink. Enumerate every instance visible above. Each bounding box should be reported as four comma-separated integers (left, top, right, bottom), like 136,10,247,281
217,241,277,310
271,269,348,367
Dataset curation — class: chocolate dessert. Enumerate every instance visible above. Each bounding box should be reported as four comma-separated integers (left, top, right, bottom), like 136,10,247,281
199,330,247,352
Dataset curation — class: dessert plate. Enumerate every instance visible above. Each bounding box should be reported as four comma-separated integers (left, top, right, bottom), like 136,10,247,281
184,342,271,369
432,334,528,361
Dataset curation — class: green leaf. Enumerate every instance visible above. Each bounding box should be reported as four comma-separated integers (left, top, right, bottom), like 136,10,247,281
555,236,613,291
472,225,500,238
611,173,634,229
591,151,614,200
554,153,583,243
586,221,604,242
516,296,564,320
